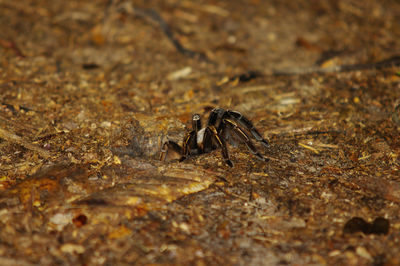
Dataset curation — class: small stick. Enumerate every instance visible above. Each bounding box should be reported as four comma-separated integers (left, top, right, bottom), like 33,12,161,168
134,8,209,60
0,39,26,58
271,55,400,76
117,3,211,62
298,142,320,154
0,128,52,159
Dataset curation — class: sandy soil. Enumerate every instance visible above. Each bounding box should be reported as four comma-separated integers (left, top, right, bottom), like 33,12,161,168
1,0,400,265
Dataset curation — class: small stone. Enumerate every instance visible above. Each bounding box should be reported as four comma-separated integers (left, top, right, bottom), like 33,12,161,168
167,67,192,80
370,217,390,235
113,155,121,165
328,250,341,257
60,243,85,254
49,213,73,231
100,121,111,128
343,217,370,234
356,246,372,261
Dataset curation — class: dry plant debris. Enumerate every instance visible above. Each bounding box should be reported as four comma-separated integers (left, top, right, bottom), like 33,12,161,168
0,0,400,265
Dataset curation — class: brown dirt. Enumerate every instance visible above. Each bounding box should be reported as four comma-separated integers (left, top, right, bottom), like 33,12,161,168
1,0,400,265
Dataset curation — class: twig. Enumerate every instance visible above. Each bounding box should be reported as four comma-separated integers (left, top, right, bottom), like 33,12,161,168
1,102,33,114
117,3,211,62
298,143,320,154
213,183,259,207
135,8,209,61
0,128,52,159
271,55,400,76
0,114,37,132
268,126,343,139
0,38,26,58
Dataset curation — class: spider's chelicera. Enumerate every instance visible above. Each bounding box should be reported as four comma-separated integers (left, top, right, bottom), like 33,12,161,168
160,108,269,167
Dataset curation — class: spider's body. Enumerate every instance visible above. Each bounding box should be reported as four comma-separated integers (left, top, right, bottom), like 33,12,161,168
160,108,269,167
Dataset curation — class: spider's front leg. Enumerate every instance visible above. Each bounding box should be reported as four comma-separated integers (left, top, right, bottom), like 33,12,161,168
180,113,203,161
160,140,183,161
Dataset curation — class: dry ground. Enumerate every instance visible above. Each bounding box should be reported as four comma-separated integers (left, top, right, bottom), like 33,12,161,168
1,0,400,265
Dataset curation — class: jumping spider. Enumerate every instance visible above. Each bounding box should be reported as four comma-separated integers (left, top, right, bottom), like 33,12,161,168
160,108,269,167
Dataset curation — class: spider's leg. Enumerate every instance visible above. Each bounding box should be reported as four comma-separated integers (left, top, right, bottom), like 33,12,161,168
179,132,194,162
224,119,269,162
206,126,233,167
179,114,203,162
189,113,202,153
192,113,202,132
227,110,269,148
208,108,226,127
160,140,183,161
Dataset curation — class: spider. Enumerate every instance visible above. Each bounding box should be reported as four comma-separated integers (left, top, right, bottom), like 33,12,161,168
160,108,269,167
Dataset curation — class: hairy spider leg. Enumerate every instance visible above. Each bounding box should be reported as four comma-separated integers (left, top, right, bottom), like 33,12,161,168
223,119,269,162
180,113,203,161
226,110,269,148
208,108,226,128
205,126,233,167
192,113,202,132
180,131,195,161
204,108,224,152
160,140,183,161
208,108,237,145
202,127,215,153
189,113,202,153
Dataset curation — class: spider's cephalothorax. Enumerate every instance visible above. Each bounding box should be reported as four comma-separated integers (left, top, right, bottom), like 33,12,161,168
160,108,269,167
